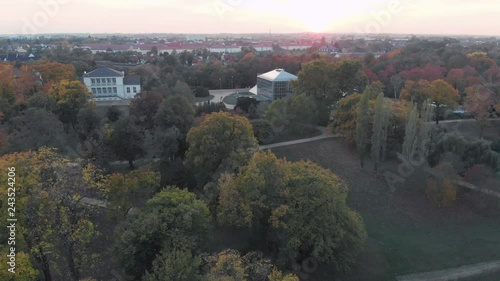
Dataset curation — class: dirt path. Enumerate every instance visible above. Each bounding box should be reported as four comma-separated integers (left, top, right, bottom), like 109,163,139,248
396,260,500,281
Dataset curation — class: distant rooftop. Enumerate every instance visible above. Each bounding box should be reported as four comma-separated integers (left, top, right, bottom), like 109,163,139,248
83,66,123,78
257,69,297,82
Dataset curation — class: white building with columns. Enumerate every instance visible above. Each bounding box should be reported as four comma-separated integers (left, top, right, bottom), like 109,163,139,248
82,67,141,100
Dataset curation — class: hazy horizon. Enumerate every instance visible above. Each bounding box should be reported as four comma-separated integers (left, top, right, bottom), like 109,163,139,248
3,0,500,36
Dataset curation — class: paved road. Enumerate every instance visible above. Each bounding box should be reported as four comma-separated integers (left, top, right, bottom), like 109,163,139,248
208,88,252,109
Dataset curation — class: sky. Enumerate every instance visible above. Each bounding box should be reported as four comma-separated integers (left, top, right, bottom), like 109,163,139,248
2,0,500,36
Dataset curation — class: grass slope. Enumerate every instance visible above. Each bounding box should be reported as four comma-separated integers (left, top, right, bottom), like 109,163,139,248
270,138,500,281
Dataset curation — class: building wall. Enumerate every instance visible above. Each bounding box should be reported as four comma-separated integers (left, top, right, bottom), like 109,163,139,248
83,75,141,99
256,78,295,100
257,77,273,99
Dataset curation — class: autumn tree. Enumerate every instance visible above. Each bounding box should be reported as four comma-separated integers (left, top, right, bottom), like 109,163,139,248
218,151,366,272
142,249,202,281
0,251,38,280
399,79,431,111
28,61,76,85
464,85,495,136
0,67,16,121
113,187,211,280
330,93,362,142
202,250,298,281
186,112,258,185
0,148,106,281
48,80,92,128
429,79,460,124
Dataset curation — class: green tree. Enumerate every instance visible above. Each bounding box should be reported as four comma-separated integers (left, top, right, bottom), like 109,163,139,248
218,151,366,272
371,93,391,171
107,117,146,169
6,108,66,153
26,91,58,112
355,90,371,168
113,187,211,280
186,112,258,185
156,95,195,135
142,249,202,281
130,91,163,131
106,105,122,122
264,94,318,136
76,103,102,141
429,79,460,124
294,58,367,124
106,169,160,217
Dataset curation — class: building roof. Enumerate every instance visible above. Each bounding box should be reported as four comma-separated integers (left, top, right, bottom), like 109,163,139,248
83,67,123,78
257,69,297,82
123,75,141,85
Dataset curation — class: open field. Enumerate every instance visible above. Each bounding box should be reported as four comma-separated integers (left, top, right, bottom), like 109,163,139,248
270,138,500,281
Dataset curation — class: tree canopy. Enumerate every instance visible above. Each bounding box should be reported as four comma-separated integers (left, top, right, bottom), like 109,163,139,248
186,112,258,185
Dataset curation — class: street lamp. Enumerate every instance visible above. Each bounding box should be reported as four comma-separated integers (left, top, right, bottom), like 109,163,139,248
219,78,222,89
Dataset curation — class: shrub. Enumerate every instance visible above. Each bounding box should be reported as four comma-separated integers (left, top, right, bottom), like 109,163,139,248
195,86,210,98
251,119,275,144
425,177,457,207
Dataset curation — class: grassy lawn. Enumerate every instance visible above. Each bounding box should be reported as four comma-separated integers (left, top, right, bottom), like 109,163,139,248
270,138,500,281
195,95,215,103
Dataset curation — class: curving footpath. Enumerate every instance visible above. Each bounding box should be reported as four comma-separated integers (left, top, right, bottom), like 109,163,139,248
396,260,500,281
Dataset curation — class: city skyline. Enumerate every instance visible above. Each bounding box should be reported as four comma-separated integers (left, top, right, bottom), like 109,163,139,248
2,0,500,36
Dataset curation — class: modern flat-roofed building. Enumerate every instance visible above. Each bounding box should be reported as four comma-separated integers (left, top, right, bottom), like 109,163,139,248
256,69,297,100
82,67,141,100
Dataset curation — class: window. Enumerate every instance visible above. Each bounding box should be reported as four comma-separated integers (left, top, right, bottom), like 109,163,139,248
107,78,111,84
91,88,96,95
127,87,130,93
113,87,117,94
96,78,101,84
97,88,102,94
112,78,116,84
103,88,107,94
133,87,137,93
108,87,112,94
91,79,95,84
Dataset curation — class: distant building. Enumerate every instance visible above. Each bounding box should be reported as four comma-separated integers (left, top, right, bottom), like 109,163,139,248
82,67,141,100
256,69,297,100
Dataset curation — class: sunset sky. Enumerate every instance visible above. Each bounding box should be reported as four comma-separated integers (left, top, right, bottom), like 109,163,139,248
3,0,500,36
